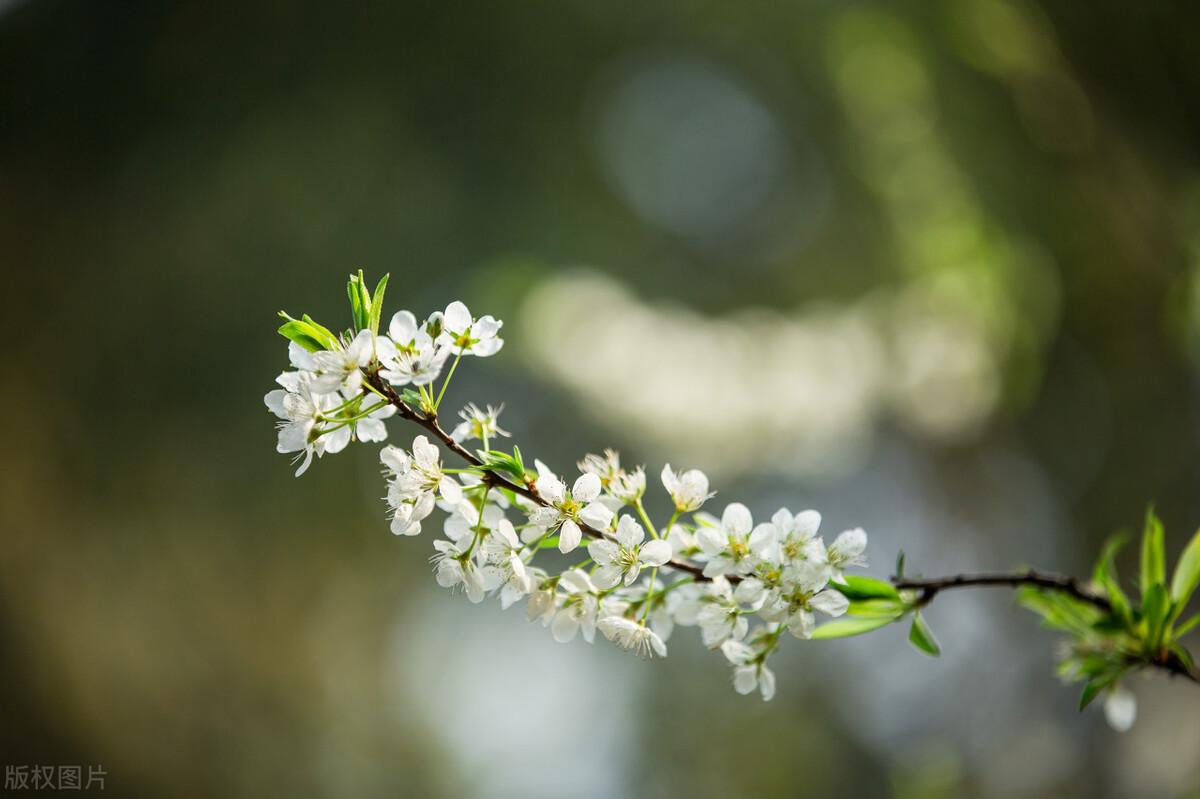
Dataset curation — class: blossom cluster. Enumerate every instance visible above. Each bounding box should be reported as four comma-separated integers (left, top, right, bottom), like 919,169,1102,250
265,288,871,701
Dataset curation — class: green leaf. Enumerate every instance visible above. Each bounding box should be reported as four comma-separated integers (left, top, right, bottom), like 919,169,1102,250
1143,582,1170,650
908,611,941,656
845,598,906,618
1169,527,1200,609
368,273,390,335
1092,533,1132,624
834,575,901,602
1017,586,1103,636
1140,507,1166,599
276,312,339,352
1175,612,1200,638
1078,679,1110,710
811,615,897,639
895,550,906,580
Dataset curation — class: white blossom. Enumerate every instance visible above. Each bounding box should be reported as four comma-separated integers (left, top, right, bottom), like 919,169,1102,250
377,310,450,387
587,516,673,589
597,616,667,658
306,329,375,394
530,464,613,554
696,503,777,577
822,528,868,583
1104,685,1137,732
660,464,715,512
440,300,503,357
721,638,777,701
432,538,500,603
760,559,850,639
551,569,601,644
451,402,510,443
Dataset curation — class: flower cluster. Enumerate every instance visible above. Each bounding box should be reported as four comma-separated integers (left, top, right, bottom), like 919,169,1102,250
266,274,1200,727
265,281,873,700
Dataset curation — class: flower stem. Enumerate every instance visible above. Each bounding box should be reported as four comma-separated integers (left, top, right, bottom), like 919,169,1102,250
635,499,659,540
434,351,463,411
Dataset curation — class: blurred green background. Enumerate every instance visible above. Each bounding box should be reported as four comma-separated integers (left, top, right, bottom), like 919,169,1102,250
3,1,1200,797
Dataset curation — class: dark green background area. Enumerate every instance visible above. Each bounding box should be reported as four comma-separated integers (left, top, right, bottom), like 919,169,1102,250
2,2,1199,797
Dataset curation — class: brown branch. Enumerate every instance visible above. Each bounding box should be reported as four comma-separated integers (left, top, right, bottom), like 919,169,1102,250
893,570,1112,612
893,570,1200,685
365,371,710,579
366,370,1199,685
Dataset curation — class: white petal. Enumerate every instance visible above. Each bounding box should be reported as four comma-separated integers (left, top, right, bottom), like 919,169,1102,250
587,539,620,566
732,666,758,695
809,588,849,617
537,475,566,505
758,666,776,701
639,539,672,567
388,310,419,343
616,515,645,548
579,502,613,530
1104,687,1137,732
439,476,463,504
443,300,471,334
551,610,581,643
558,520,582,553
572,472,601,502
593,565,624,590
721,502,753,536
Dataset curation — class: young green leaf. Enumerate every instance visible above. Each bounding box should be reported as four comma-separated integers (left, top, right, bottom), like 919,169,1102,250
834,575,901,602
895,550,906,580
1175,612,1200,638
844,598,906,618
908,611,941,656
346,274,367,332
811,615,897,639
1142,582,1169,650
1169,527,1200,609
1140,508,1166,598
1092,533,1132,623
368,273,390,335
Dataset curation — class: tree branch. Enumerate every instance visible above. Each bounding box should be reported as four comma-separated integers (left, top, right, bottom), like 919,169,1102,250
893,570,1200,685
368,370,1198,685
893,570,1111,612
365,371,710,579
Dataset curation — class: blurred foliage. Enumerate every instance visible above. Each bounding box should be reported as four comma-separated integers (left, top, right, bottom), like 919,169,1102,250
2,1,1200,797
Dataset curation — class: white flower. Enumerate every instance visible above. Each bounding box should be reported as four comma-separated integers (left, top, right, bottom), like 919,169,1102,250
377,311,450,386
611,467,647,504
588,516,672,588
306,329,375,394
666,524,699,557
526,581,559,626
381,437,462,536
693,576,748,648
482,519,533,609
451,402,510,443
660,464,715,512
264,377,343,476
696,503,777,577
530,463,613,554
440,300,503,357
550,569,600,643
577,449,622,486
597,616,667,658
386,435,464,505
760,559,849,639
1104,685,1137,732
772,508,823,563
432,538,500,603
720,639,776,701
823,528,868,583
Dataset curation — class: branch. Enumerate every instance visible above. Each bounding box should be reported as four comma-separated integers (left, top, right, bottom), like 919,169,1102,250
894,570,1112,612
365,371,710,579
893,570,1200,685
368,372,1199,686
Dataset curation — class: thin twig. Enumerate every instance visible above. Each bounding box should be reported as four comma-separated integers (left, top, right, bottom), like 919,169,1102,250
893,570,1111,612
368,369,1199,684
